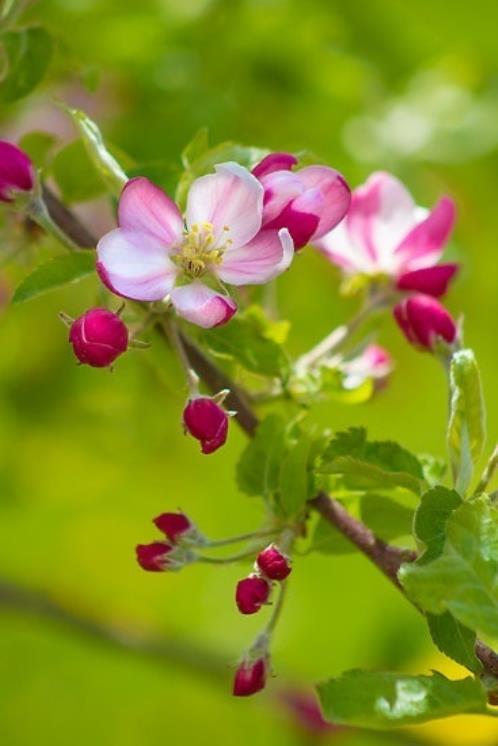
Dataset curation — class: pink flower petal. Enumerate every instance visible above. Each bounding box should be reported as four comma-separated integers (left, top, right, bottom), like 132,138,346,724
296,165,351,240
186,162,263,249
395,197,456,270
96,228,177,301
397,263,459,297
313,219,364,273
266,191,320,248
260,170,303,224
252,152,297,179
170,282,237,328
217,228,294,285
118,177,184,245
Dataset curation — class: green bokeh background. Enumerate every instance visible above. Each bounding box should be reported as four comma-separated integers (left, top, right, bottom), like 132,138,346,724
1,1,498,744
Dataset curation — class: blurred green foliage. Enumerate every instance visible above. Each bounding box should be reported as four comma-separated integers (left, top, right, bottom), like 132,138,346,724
2,0,498,744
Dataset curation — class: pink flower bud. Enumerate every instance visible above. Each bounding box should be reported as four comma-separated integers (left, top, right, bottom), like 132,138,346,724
235,575,271,615
0,141,35,202
257,544,292,581
69,308,129,368
233,656,268,697
183,397,229,454
393,294,457,351
135,541,173,571
153,512,193,543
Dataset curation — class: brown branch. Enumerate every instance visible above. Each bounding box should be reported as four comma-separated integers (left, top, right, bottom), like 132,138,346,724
40,187,498,684
0,578,228,682
42,185,97,248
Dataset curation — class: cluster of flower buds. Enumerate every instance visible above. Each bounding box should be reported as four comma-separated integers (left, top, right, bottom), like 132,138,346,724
235,544,291,615
183,394,231,454
136,512,203,572
66,307,129,368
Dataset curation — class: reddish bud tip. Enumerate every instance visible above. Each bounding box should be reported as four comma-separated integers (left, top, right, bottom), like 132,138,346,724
235,575,271,615
0,141,35,202
69,307,128,367
183,397,229,454
257,544,292,581
135,542,173,571
233,657,268,697
153,512,192,543
393,294,457,352
252,152,298,179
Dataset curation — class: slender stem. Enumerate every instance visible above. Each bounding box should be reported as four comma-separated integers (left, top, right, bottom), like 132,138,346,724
265,581,288,636
27,195,80,252
162,317,200,396
207,528,279,548
474,445,498,496
295,291,390,372
197,548,259,565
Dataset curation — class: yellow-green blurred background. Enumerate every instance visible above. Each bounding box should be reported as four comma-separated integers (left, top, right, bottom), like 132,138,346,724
2,1,498,744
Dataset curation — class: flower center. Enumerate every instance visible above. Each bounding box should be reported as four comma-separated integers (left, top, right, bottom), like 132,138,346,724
173,222,232,279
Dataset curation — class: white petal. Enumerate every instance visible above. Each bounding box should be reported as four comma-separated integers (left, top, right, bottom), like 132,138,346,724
218,228,294,285
170,282,237,328
118,177,184,245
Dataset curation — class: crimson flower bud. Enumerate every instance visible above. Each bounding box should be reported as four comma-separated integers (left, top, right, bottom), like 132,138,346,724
0,141,35,202
257,544,292,581
233,656,268,697
235,575,271,615
183,397,229,454
153,512,193,543
69,307,128,367
135,541,173,571
393,294,457,351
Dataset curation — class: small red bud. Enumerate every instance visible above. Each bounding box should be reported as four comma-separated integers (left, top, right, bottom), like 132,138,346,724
135,542,173,572
153,512,192,543
69,307,128,367
233,656,268,697
0,141,35,202
393,294,457,351
183,397,229,454
257,544,292,581
235,575,271,615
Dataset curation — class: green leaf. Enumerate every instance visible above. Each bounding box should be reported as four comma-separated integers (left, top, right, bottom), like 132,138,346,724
59,104,128,196
181,127,209,169
400,497,498,639
448,349,486,495
1,0,16,21
317,670,486,729
413,486,462,564
1,27,53,102
317,429,425,495
236,415,287,498
279,433,313,516
176,138,268,209
202,305,290,380
51,140,106,204
360,494,415,543
419,454,447,487
12,254,96,304
427,612,481,674
18,131,57,169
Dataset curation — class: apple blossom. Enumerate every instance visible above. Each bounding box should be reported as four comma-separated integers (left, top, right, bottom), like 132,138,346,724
235,575,271,615
252,152,351,249
0,141,35,202
341,344,392,390
69,308,128,367
96,164,294,328
393,294,458,351
256,544,292,581
315,171,457,296
183,396,229,454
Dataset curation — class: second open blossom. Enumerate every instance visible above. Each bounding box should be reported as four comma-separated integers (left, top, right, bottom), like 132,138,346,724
97,163,294,328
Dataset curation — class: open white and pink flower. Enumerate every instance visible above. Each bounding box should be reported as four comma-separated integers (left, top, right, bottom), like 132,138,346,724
96,162,294,328
314,171,457,297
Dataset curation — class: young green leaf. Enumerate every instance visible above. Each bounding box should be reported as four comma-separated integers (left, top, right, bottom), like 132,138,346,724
413,485,462,564
447,349,486,495
51,140,106,204
400,497,498,639
360,494,415,543
236,415,287,498
12,254,96,304
202,306,290,380
279,433,313,517
1,27,53,102
317,670,486,729
18,131,57,169
59,104,128,196
427,612,481,674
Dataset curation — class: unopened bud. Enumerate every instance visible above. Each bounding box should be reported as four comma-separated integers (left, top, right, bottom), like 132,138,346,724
393,294,457,352
235,575,271,615
69,307,128,367
256,544,292,581
183,396,229,454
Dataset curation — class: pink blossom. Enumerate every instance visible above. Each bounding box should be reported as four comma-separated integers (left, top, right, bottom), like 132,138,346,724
393,294,457,351
252,152,351,249
97,164,294,328
235,575,271,615
183,397,229,454
0,141,35,202
69,308,128,367
233,656,268,697
341,344,392,390
256,544,292,581
315,171,457,297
